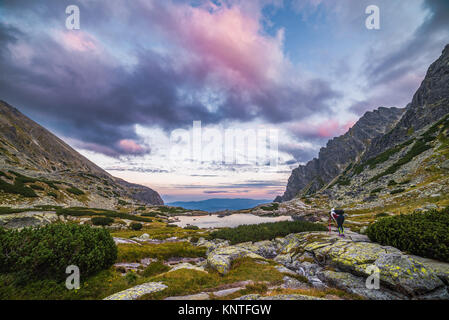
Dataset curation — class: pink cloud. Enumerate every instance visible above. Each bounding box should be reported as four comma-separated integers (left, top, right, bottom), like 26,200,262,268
146,2,287,90
289,119,356,139
117,139,145,154
57,31,99,53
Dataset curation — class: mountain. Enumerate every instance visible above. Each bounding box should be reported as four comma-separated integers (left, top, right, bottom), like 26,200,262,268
0,100,163,207
277,106,404,202
167,198,271,212
278,43,449,208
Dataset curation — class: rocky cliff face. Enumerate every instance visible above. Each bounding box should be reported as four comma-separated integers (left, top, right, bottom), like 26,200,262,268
364,44,449,160
0,100,163,206
279,43,449,203
278,107,404,202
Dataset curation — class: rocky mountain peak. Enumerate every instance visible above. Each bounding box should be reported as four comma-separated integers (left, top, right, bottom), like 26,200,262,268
0,100,163,206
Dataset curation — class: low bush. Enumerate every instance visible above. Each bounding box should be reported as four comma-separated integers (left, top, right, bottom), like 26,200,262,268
375,212,389,218
66,187,85,196
390,188,405,195
130,222,143,231
157,206,188,214
183,225,199,230
0,178,37,198
367,208,449,262
0,223,117,281
370,187,383,194
47,191,58,198
141,212,159,217
260,203,280,211
388,180,397,186
210,220,327,244
0,207,30,215
140,261,170,277
117,242,207,262
56,207,152,223
124,271,138,284
30,184,44,191
91,216,114,226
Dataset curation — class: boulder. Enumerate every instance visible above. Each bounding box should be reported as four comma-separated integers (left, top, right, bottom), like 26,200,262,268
318,270,403,300
207,246,265,275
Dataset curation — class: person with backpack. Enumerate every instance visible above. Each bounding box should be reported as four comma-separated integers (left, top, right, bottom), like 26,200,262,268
330,208,345,237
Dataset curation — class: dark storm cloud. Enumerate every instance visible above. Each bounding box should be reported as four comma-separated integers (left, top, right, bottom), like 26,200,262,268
357,0,449,114
0,1,340,157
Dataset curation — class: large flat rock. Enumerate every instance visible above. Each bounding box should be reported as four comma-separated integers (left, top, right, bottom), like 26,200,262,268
103,282,167,300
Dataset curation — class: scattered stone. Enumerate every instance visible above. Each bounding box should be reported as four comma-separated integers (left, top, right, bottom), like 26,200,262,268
275,266,297,275
164,293,210,300
281,276,309,290
113,237,140,245
104,282,167,300
212,287,244,297
168,263,207,273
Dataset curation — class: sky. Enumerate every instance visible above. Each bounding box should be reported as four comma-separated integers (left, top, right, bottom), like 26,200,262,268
0,0,448,202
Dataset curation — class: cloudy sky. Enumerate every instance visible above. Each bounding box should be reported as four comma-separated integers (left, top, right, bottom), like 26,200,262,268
0,0,448,202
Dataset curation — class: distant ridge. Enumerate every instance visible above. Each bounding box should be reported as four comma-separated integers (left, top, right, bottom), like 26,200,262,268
168,198,271,212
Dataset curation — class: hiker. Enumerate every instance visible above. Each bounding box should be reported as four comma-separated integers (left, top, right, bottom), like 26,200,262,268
330,208,345,237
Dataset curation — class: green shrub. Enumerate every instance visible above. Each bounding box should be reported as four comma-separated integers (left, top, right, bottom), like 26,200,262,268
390,188,405,195
157,206,188,214
47,191,58,198
0,223,117,281
375,212,389,218
370,187,383,194
260,203,280,211
56,207,152,223
210,220,327,245
125,271,138,284
91,216,114,226
183,225,199,230
118,200,128,206
388,180,397,186
130,222,143,231
66,187,85,196
30,184,44,191
166,224,177,228
140,261,170,277
0,178,37,198
367,208,449,262
0,207,29,215
141,212,159,217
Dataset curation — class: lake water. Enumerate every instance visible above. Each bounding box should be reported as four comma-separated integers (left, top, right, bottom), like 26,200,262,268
173,214,292,229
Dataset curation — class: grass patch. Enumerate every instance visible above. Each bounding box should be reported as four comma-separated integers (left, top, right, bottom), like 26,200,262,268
141,257,284,300
139,261,170,277
116,242,207,262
